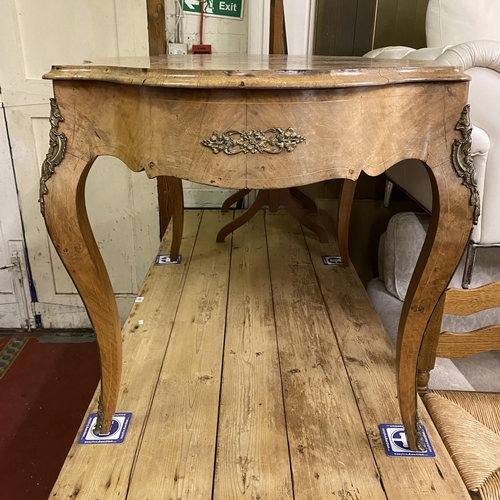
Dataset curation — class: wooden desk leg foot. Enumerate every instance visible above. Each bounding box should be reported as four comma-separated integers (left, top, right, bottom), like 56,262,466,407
41,156,121,435
337,179,357,266
157,176,184,260
397,165,472,451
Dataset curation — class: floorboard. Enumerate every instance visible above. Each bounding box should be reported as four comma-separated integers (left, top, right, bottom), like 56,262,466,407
305,211,470,499
129,210,233,499
266,213,384,499
214,212,293,499
51,209,470,499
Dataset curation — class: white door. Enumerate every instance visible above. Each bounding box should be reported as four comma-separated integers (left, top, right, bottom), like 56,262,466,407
283,0,316,55
0,0,160,328
0,0,249,329
0,100,34,330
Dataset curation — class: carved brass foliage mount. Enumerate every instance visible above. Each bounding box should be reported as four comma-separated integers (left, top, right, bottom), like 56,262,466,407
95,394,104,434
452,105,480,225
39,98,67,217
415,411,426,452
201,128,305,155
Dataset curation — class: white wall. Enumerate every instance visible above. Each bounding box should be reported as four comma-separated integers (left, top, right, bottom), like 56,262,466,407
165,1,249,206
166,1,248,53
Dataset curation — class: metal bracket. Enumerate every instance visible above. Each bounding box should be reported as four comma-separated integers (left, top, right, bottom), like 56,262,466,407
39,98,67,217
451,105,481,225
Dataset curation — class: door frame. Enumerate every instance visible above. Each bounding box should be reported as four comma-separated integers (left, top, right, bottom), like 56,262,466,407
248,0,316,55
0,100,35,330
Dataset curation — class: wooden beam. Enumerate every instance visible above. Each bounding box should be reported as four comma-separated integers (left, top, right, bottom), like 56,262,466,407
437,326,500,359
147,0,170,237
269,0,285,54
147,0,167,56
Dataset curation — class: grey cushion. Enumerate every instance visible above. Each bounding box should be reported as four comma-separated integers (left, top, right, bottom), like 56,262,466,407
381,212,500,332
367,278,474,391
382,212,429,301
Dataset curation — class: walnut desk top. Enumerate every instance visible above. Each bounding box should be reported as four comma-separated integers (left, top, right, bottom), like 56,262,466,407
40,54,477,451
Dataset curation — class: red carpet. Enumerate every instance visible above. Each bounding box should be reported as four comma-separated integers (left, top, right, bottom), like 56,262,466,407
0,337,100,500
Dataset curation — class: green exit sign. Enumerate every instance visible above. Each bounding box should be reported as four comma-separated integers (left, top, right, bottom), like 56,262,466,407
183,0,244,20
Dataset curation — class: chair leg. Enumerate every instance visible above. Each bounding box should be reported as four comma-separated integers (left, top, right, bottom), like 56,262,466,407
417,295,445,395
462,241,478,289
383,179,394,208
217,188,328,243
417,370,431,396
216,190,270,242
269,190,279,213
290,187,318,213
279,189,328,243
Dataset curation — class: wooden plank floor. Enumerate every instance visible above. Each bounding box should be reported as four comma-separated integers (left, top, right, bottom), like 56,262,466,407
51,210,470,500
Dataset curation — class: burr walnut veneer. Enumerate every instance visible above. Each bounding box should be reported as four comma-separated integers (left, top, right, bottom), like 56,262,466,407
40,54,475,451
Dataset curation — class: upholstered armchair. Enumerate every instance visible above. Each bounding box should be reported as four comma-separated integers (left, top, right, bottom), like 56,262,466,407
365,0,500,287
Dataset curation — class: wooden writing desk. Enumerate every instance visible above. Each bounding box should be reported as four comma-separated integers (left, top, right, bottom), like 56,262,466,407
40,54,477,451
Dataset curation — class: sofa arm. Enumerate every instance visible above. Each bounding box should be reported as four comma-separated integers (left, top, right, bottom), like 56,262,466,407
365,41,500,73
364,45,452,61
436,41,500,73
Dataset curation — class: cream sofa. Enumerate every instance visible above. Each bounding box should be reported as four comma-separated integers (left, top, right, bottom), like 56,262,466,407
365,0,500,287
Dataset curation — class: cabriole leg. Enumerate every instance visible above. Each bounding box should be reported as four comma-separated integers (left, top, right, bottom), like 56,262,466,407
397,104,480,450
39,99,121,434
43,157,121,434
397,163,473,450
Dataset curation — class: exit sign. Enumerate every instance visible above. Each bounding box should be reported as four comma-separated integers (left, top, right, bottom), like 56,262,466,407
183,0,244,20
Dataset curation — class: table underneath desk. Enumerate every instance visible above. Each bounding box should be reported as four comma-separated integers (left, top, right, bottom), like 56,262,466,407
40,55,477,451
